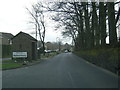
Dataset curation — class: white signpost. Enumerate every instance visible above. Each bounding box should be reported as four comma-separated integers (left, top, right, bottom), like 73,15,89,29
13,52,27,58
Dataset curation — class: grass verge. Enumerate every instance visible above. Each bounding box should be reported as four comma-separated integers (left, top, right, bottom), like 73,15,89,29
2,64,23,70
73,47,119,75
1,52,58,70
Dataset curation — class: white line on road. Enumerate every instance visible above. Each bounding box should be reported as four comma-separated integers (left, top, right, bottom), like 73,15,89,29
67,72,77,88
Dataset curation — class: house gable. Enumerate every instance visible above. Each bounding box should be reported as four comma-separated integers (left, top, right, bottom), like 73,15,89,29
11,31,37,60
12,31,37,42
0,32,14,45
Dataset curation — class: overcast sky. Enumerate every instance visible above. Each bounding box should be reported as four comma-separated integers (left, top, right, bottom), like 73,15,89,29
0,0,72,44
0,0,119,44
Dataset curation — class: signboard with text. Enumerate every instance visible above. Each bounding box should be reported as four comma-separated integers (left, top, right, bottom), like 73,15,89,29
13,52,27,58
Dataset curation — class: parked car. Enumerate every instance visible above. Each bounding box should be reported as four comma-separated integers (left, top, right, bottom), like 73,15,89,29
64,50,68,53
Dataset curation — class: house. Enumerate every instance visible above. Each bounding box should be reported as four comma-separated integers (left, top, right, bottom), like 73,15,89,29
0,32,14,45
45,42,54,50
11,31,37,60
0,32,14,58
45,42,60,51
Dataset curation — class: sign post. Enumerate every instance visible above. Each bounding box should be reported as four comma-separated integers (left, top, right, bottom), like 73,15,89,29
12,52,28,64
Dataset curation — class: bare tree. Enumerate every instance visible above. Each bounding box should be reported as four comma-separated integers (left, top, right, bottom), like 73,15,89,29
99,2,107,47
46,1,119,50
116,7,120,24
26,2,46,55
107,2,117,46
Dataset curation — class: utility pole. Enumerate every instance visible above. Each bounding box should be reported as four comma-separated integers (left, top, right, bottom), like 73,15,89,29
56,37,61,52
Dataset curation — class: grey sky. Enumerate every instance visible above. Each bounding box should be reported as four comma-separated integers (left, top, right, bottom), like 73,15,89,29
0,0,72,44
0,0,119,44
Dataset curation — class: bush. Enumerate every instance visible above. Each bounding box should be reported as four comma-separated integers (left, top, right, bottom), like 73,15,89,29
2,45,12,58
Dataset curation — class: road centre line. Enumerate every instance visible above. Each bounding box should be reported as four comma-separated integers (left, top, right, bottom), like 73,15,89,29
67,71,77,88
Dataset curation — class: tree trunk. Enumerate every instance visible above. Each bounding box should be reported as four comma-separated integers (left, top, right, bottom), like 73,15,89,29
91,12,95,48
99,2,107,47
92,2,100,47
74,3,85,50
115,7,120,25
82,2,91,49
107,2,117,46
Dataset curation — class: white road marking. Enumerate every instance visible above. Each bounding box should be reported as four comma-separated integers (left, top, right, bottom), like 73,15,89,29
67,72,77,88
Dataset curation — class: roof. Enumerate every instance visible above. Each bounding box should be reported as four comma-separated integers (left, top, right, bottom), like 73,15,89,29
0,32,14,39
12,31,37,41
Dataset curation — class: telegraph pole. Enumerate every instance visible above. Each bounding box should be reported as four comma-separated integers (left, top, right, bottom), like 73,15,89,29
56,37,61,52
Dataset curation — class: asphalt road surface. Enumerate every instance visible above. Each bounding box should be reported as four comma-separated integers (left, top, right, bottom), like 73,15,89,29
2,53,118,88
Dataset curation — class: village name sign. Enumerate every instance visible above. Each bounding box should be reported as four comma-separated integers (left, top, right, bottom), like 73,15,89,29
13,52,27,58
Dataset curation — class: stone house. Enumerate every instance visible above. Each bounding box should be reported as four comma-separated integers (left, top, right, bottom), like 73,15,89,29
0,32,14,58
0,32,13,45
11,31,37,60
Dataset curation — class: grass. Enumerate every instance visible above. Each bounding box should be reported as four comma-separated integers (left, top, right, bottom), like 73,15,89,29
1,52,58,70
2,63,23,69
1,59,24,70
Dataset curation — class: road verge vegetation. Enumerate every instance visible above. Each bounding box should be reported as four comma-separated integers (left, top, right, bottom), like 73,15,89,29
41,52,58,59
1,60,23,70
1,52,58,70
73,47,119,75
1,59,41,70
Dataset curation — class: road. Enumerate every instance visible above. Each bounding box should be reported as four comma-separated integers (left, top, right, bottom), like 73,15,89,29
2,53,118,88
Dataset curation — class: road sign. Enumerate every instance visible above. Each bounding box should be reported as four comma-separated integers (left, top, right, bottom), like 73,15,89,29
13,52,27,58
